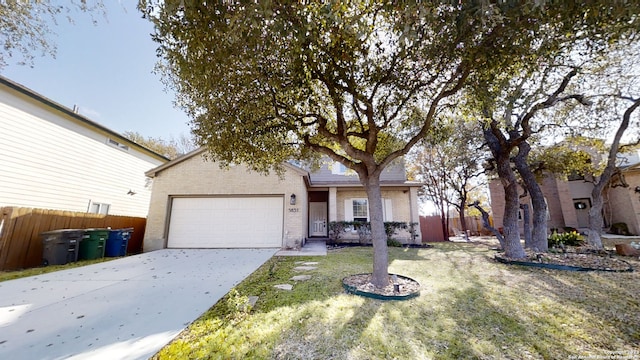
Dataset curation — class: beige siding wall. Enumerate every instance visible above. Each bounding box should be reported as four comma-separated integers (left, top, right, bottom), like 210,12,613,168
0,85,164,217
144,155,308,251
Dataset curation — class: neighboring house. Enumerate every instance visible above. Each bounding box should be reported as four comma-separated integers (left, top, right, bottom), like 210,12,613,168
142,148,422,251
0,76,169,217
489,152,640,236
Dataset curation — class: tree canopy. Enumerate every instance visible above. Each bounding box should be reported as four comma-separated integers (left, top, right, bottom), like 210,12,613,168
141,0,640,284
0,1,104,69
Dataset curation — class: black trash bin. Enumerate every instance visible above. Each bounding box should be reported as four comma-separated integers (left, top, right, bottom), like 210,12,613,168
79,229,108,260
105,228,133,257
41,229,84,266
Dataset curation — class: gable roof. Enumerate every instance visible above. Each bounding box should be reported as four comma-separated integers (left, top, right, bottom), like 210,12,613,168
144,147,310,178
0,75,170,162
146,148,421,187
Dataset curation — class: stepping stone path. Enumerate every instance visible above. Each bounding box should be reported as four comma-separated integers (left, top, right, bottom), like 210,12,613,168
290,275,312,281
274,284,294,291
273,262,319,291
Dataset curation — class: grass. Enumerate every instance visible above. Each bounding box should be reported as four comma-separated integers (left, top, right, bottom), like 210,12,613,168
152,242,640,359
0,257,114,282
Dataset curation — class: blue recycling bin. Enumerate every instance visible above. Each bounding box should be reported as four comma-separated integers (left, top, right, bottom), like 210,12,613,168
105,228,133,257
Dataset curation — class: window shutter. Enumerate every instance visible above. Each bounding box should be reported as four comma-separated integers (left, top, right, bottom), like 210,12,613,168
384,198,393,221
344,199,353,221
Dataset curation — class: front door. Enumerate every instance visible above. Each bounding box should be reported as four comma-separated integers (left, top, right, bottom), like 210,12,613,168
573,198,591,228
309,202,327,237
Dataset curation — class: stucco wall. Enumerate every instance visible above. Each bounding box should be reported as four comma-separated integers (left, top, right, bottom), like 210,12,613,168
608,172,640,235
144,154,308,251
489,175,580,233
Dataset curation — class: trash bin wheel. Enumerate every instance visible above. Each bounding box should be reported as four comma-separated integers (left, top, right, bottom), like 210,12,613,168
42,259,49,266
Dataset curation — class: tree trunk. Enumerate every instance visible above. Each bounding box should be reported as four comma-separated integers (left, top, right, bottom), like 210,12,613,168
587,98,640,248
514,142,549,251
501,172,526,258
587,186,605,248
520,203,531,246
459,201,470,241
362,176,389,288
439,202,448,241
483,127,526,259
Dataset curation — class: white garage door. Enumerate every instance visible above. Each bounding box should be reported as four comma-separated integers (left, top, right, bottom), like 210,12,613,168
167,196,284,248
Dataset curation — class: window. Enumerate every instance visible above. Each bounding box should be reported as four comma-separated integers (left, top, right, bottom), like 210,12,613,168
331,162,347,175
345,198,393,222
89,202,110,215
352,199,369,222
107,138,129,151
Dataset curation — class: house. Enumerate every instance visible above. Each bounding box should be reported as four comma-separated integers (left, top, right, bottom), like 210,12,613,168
0,76,169,217
142,149,422,251
489,153,640,236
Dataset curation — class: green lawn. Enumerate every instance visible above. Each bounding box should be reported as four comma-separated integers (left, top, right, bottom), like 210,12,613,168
153,242,640,359
0,257,114,282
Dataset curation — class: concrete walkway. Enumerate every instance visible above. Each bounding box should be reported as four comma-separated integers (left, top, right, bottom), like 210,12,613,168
0,249,276,360
275,240,327,256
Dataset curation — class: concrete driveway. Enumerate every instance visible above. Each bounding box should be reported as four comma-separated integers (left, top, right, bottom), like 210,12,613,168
0,249,276,360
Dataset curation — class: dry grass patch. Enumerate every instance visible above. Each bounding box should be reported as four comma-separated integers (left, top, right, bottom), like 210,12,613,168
0,257,113,282
153,241,640,359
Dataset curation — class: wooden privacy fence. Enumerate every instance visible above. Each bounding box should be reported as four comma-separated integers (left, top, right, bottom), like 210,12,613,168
0,207,146,271
449,216,493,237
420,215,494,242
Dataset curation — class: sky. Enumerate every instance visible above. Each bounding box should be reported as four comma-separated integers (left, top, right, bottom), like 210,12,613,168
0,2,192,140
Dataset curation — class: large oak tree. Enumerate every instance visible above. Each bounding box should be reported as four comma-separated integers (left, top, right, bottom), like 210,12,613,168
140,0,639,285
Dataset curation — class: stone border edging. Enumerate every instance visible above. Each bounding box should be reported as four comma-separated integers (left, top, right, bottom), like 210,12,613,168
342,273,420,301
494,255,634,272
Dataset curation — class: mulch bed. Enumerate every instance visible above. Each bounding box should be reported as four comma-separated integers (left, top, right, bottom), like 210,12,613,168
494,248,634,272
342,273,420,299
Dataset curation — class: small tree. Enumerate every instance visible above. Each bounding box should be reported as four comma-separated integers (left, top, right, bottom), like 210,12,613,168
123,131,196,160
409,118,485,241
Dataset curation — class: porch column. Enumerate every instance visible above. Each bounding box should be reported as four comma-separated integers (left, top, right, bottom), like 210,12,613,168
409,187,422,243
329,187,337,221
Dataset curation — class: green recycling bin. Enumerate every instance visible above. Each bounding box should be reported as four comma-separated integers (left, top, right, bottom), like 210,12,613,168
78,229,108,260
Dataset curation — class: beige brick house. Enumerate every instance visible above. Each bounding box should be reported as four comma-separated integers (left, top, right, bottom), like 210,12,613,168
489,162,640,236
143,149,422,251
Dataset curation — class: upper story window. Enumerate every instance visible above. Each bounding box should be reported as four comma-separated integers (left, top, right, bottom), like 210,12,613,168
89,202,110,215
107,138,129,151
331,162,348,175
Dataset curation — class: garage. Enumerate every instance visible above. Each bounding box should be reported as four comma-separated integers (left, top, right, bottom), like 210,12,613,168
167,196,284,248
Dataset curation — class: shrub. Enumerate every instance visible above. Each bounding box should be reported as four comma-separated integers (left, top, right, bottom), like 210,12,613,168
387,238,402,247
548,231,584,248
610,222,632,236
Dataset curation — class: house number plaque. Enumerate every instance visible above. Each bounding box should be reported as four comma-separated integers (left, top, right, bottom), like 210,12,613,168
288,208,299,213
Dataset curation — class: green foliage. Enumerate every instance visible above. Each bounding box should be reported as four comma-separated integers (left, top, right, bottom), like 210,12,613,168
328,221,414,244
387,238,402,247
122,131,196,159
548,231,584,248
610,222,632,236
0,1,104,69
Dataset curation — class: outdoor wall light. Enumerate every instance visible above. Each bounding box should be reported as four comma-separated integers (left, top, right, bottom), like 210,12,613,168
635,186,640,193
290,194,296,205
